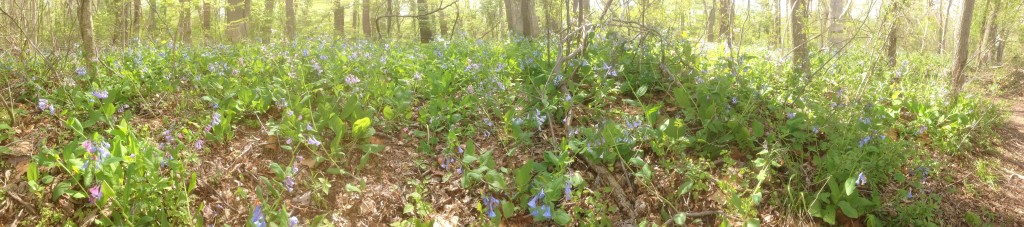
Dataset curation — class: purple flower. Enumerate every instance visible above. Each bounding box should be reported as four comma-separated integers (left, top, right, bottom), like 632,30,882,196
731,97,738,105
289,216,299,227
483,196,499,218
787,112,796,119
811,126,820,134
458,146,464,154
88,185,102,204
345,75,361,84
92,90,108,100
38,99,54,114
307,124,314,131
285,176,295,192
858,136,871,147
860,117,871,125
286,138,293,145
855,172,867,186
117,104,129,113
916,126,927,135
564,179,572,201
211,112,222,126
307,136,321,146
76,67,87,76
194,139,204,150
252,204,266,227
413,72,423,80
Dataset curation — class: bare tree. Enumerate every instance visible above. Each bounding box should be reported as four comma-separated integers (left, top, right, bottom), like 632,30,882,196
504,0,523,36
352,1,359,31
939,0,952,54
949,0,975,99
979,0,1000,65
706,0,716,41
791,0,809,74
520,0,538,37
79,0,97,76
827,0,846,48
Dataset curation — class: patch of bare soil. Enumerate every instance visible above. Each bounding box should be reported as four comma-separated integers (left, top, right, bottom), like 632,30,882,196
936,97,1024,225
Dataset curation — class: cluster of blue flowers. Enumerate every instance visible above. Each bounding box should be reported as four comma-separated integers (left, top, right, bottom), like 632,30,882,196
37,99,55,114
527,189,552,219
92,90,108,100
482,195,499,218
80,140,111,170
345,74,361,85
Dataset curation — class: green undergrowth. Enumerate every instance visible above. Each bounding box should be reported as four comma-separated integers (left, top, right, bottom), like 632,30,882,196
0,35,1006,226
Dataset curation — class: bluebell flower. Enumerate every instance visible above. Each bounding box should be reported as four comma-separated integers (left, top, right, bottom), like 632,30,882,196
307,136,321,146
916,126,927,135
289,216,299,227
307,124,314,131
811,126,820,134
906,190,913,199
252,204,266,227
483,196,499,218
731,97,738,105
855,172,867,186
89,185,102,204
565,94,572,102
859,117,871,125
345,75,361,84
194,139,204,150
564,179,572,201
211,112,222,126
92,90,109,100
413,72,423,80
858,136,871,147
458,146,464,154
76,67,87,76
118,104,129,113
285,176,295,192
38,99,55,114
787,112,796,119
527,189,545,209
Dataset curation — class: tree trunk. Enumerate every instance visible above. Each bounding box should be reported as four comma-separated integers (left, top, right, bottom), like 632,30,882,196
439,10,448,37
352,2,359,32
227,0,244,42
706,0,716,42
417,0,433,42
939,0,952,54
264,0,275,40
79,0,97,77
884,0,903,66
717,0,732,43
791,0,809,75
334,7,345,37
133,0,142,38
386,0,394,35
177,0,192,44
520,0,538,38
504,0,524,36
149,0,158,36
980,0,1000,65
827,0,845,48
362,0,371,38
202,1,212,30
950,0,975,99
285,0,295,40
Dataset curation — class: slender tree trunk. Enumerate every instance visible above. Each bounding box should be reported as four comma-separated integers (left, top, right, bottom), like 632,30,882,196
178,0,192,44
149,0,158,37
774,0,782,46
717,0,732,43
791,0,809,75
417,0,433,42
79,0,97,77
439,10,448,37
227,0,245,42
264,0,275,41
707,0,716,42
285,0,295,40
352,2,359,32
939,0,952,54
884,0,903,66
362,0,371,38
980,0,1000,65
827,0,845,48
950,0,975,99
386,0,394,35
133,0,142,38
334,6,345,37
202,1,212,30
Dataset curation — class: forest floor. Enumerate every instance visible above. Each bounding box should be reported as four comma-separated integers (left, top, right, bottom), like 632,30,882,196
933,68,1024,225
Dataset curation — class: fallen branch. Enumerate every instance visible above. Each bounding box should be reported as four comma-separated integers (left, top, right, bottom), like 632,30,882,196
584,158,637,220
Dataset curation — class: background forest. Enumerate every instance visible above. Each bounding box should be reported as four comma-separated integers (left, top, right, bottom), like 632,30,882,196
1,0,1024,226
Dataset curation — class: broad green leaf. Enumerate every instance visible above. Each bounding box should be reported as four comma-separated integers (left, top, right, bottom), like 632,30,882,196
844,177,856,196
837,201,860,218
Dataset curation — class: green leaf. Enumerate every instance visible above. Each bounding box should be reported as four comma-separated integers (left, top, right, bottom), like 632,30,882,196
822,204,837,225
673,212,687,225
188,172,198,193
352,117,373,138
26,162,39,191
345,183,362,193
844,177,856,196
552,209,571,225
837,201,860,218
635,85,648,98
